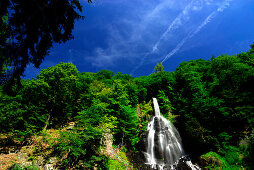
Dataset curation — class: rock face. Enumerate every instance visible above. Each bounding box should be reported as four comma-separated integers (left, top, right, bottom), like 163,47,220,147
0,129,60,170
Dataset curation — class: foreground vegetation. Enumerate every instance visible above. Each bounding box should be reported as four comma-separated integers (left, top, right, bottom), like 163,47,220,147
0,44,254,169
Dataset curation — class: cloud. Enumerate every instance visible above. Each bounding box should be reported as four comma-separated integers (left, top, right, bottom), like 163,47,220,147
86,0,177,68
86,23,137,67
152,0,196,53
130,0,200,75
131,0,209,75
158,0,233,65
89,47,115,67
83,0,233,76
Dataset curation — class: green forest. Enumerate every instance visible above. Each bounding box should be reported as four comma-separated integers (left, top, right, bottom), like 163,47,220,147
1,45,254,169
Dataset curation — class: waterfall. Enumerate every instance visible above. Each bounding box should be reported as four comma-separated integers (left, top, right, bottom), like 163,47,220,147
144,98,200,170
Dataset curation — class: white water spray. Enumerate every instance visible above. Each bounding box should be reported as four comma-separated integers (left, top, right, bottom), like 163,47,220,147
144,98,200,170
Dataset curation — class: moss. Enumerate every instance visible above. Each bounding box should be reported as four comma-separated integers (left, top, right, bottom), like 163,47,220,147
200,151,229,169
9,163,40,170
108,159,126,169
107,147,136,170
201,151,246,169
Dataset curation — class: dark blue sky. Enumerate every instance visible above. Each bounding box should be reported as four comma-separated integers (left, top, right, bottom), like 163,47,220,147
24,0,254,78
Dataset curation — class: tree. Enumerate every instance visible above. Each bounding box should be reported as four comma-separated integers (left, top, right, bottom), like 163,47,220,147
55,114,107,169
36,62,80,126
0,0,92,86
0,95,25,133
0,16,10,85
0,63,80,135
154,62,164,73
135,71,174,102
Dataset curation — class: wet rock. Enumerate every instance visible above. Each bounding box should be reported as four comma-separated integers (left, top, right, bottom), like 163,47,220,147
176,159,192,170
141,131,149,152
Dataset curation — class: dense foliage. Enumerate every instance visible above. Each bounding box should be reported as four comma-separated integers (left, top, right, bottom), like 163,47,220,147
0,45,254,169
0,0,92,86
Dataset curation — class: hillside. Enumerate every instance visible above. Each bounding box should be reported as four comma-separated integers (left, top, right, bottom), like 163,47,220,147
1,44,254,169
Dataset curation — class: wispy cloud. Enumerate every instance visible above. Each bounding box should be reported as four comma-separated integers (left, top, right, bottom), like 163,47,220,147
86,0,177,68
159,0,232,65
84,0,233,76
152,0,196,53
130,0,196,75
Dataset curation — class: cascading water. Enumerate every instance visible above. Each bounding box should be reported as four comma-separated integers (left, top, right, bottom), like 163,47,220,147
144,98,200,170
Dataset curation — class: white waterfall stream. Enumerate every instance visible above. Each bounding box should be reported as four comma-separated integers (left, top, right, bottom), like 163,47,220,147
144,98,200,170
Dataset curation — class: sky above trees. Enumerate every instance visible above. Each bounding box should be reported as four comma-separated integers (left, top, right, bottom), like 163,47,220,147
24,0,254,78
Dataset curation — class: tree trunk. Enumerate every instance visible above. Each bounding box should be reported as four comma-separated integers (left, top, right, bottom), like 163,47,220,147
43,114,50,130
